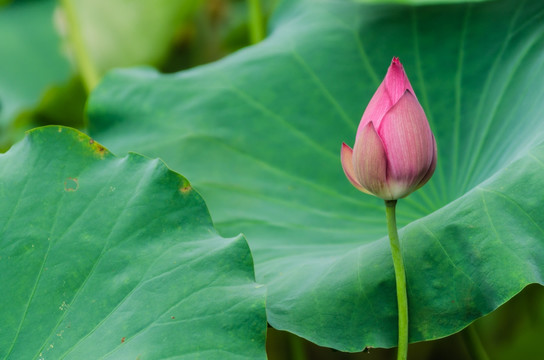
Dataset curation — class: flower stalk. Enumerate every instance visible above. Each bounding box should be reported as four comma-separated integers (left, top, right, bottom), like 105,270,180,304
60,0,100,92
247,0,265,44
461,324,490,360
385,199,408,360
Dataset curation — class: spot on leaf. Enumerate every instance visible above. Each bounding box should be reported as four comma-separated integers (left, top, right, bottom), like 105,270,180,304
88,138,107,158
64,178,79,192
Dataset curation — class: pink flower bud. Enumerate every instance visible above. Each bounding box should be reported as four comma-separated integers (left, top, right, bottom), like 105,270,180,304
341,57,437,200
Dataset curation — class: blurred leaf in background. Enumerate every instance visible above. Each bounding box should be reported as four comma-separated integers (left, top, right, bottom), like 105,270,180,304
0,0,72,151
0,0,277,152
56,0,204,90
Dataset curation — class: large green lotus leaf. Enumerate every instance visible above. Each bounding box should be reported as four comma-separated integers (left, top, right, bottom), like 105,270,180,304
0,127,266,359
0,0,70,143
87,0,544,351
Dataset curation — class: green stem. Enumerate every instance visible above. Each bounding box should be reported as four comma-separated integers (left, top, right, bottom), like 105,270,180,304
61,0,100,92
247,0,265,44
385,200,408,360
287,333,306,360
461,324,490,360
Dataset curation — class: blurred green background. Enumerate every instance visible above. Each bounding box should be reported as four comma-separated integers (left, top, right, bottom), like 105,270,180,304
0,0,277,151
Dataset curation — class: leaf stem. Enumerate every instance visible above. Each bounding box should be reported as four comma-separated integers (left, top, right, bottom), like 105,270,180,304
61,0,100,92
288,333,307,360
461,324,490,360
385,199,408,360
247,0,265,44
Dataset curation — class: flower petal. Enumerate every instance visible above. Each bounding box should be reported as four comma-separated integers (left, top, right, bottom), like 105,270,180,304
356,57,416,139
414,133,437,191
384,57,416,105
341,143,371,194
357,82,392,139
353,122,391,199
378,90,434,195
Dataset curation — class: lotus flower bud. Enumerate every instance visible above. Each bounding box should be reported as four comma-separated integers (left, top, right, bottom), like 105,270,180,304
341,57,437,200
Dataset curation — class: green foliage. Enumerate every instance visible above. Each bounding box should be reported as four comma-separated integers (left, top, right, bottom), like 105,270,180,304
58,0,202,90
0,127,266,359
0,0,71,150
1,0,544,357
87,0,544,351
0,0,277,152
